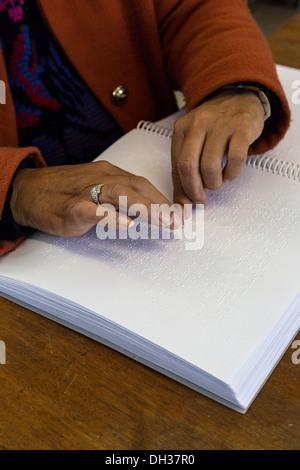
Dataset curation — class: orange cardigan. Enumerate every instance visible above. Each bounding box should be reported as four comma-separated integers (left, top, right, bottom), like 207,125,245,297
0,0,291,255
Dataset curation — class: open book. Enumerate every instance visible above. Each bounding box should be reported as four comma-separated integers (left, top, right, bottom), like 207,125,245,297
0,65,299,413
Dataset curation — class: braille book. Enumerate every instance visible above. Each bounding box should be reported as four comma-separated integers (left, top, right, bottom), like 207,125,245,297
0,65,299,413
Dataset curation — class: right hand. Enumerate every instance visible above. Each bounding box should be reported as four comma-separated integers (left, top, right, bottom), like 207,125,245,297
171,89,265,205
11,160,173,238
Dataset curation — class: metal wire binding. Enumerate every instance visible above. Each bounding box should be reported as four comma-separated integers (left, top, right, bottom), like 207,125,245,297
136,124,300,182
137,121,174,139
247,154,300,181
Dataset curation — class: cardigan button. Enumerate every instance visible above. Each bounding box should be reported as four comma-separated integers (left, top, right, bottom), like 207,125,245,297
112,86,129,105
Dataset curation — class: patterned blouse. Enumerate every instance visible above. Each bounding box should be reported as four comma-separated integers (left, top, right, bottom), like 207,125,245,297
0,0,124,239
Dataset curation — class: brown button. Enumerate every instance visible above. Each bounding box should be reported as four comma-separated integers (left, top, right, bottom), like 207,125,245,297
112,85,128,105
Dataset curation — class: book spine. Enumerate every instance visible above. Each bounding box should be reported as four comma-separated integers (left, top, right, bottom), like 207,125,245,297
138,121,300,182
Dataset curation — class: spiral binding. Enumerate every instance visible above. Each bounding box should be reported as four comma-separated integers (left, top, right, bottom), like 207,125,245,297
137,121,174,139
138,121,300,182
247,154,300,181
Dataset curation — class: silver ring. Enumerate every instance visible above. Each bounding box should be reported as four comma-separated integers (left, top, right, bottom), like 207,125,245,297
91,184,105,205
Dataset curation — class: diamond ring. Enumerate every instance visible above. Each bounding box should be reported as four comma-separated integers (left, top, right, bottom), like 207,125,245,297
90,184,105,205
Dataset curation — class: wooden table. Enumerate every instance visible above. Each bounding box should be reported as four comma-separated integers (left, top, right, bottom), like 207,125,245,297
268,10,300,68
0,15,299,451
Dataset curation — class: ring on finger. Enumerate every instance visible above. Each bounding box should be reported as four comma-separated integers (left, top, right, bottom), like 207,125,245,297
91,184,105,205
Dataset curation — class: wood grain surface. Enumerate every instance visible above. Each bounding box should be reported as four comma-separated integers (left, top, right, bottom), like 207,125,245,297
268,11,300,68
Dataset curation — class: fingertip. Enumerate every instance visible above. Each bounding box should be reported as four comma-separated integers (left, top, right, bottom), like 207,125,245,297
117,213,134,231
128,220,135,229
173,192,193,207
192,190,208,206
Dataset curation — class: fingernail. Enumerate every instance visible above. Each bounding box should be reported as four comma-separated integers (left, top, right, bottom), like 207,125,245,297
118,221,134,230
173,215,183,228
118,215,134,230
184,204,193,220
160,211,172,226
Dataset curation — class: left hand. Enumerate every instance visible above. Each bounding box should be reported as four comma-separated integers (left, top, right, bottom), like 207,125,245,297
171,89,265,205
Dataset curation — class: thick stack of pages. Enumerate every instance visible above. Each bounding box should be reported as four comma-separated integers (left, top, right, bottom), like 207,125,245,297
0,65,299,412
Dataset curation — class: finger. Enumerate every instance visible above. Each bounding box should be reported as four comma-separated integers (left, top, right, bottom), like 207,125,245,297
171,126,190,206
71,201,133,233
93,173,172,208
173,129,207,203
99,184,172,227
223,132,250,182
200,129,229,190
172,169,198,206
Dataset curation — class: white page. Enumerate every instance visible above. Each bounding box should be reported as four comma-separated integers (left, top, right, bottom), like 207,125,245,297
0,131,299,387
0,64,299,390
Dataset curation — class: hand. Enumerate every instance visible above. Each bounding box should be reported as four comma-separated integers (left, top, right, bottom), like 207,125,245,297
171,89,265,205
11,161,172,237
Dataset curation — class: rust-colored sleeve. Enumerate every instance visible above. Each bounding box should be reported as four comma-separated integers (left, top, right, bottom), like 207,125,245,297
155,0,291,154
0,147,46,256
0,49,46,255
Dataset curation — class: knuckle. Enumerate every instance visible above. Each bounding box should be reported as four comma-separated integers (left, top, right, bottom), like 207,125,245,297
131,175,150,190
72,203,84,220
202,163,221,178
171,165,180,178
229,153,247,164
235,112,253,128
98,160,111,171
191,112,208,129
108,182,126,196
176,113,206,135
177,158,197,175
202,165,222,190
189,189,203,202
173,116,185,135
